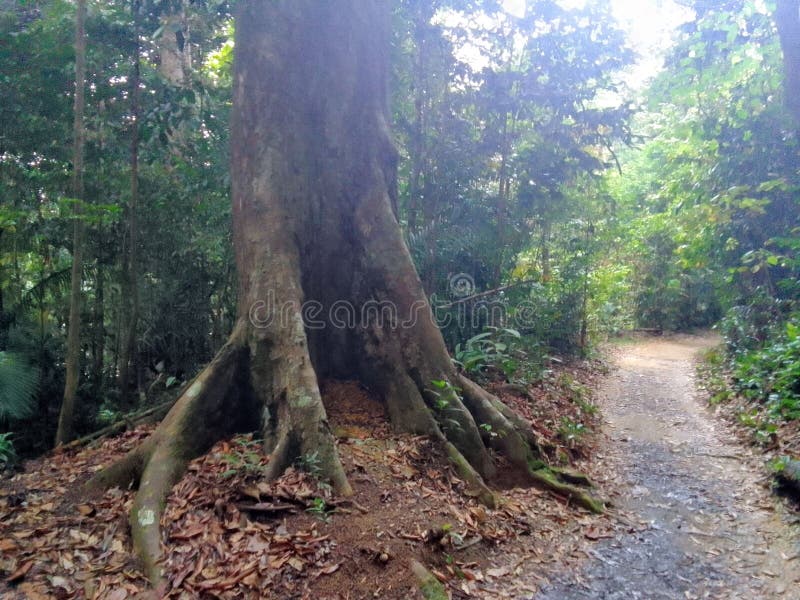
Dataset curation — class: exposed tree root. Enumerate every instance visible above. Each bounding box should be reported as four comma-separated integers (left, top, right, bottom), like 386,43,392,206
458,374,605,514
87,337,255,583
252,331,352,497
411,559,448,600
443,440,499,508
60,400,174,452
529,468,606,514
86,320,354,584
86,340,601,588
86,342,600,586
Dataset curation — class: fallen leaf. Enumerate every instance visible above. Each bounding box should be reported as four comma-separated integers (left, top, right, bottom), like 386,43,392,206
317,563,340,575
584,527,612,541
487,566,511,579
245,537,270,553
5,560,33,583
0,538,18,552
287,557,305,572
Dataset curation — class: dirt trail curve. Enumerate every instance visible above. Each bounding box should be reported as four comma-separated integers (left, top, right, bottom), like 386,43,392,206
537,334,800,600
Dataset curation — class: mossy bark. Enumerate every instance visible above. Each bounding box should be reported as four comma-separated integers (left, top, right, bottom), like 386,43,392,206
411,560,448,600
88,0,601,586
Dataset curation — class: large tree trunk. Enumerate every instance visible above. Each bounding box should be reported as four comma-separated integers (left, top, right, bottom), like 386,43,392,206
88,0,601,586
55,0,87,446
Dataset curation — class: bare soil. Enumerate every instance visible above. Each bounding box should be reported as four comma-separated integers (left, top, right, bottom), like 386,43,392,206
538,333,800,600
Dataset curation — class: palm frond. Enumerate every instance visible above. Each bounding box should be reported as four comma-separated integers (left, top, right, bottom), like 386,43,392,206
13,263,96,314
0,351,39,421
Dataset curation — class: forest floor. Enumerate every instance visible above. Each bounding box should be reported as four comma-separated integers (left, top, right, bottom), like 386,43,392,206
0,363,615,599
2,334,799,599
537,333,800,600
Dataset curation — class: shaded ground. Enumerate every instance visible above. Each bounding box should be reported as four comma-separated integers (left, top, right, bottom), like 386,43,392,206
1,375,611,599
538,334,800,600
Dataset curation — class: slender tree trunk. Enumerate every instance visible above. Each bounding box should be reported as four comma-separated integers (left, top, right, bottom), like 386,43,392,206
89,1,602,586
540,218,551,281
775,0,800,125
494,111,517,287
0,231,4,320
55,0,87,446
406,13,428,232
92,257,105,393
118,13,141,407
579,228,591,354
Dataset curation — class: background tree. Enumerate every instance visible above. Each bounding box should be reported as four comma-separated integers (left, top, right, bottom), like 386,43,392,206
775,0,800,124
0,0,235,454
55,0,87,445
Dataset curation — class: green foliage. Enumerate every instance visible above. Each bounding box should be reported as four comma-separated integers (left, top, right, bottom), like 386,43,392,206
0,351,39,422
454,326,522,379
557,417,586,446
96,407,120,425
558,373,597,416
428,379,462,412
221,437,265,478
0,432,17,468
698,348,733,405
478,422,499,439
3,0,799,467
731,316,800,421
395,0,634,357
306,497,331,522
0,0,236,455
427,379,468,436
295,450,323,479
718,293,787,356
603,0,798,334
767,455,790,474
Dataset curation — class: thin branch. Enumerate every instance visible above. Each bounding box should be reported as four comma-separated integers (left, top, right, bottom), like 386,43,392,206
437,280,538,308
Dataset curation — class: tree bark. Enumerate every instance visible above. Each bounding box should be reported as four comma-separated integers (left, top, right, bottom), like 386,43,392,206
775,0,800,125
88,0,601,586
55,0,87,446
157,4,190,86
91,256,105,393
118,10,141,407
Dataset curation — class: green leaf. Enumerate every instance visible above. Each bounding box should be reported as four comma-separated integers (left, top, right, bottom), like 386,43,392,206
0,352,39,421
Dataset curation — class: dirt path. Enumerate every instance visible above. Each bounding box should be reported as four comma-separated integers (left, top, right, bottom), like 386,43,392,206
537,334,800,600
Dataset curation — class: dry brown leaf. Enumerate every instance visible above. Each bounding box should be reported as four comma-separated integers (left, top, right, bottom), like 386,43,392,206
0,538,18,552
16,582,51,600
171,525,205,541
268,554,290,569
238,485,262,502
287,557,305,572
5,560,34,583
13,530,34,540
317,562,340,575
486,565,512,579
245,536,271,553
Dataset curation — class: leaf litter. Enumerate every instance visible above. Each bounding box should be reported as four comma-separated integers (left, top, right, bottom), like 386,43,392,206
1,371,620,598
